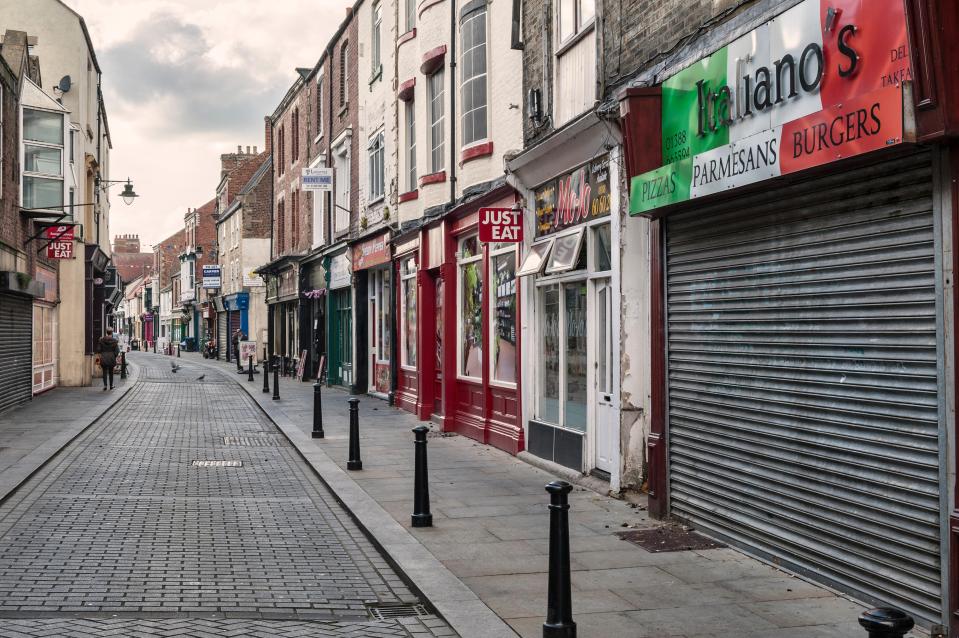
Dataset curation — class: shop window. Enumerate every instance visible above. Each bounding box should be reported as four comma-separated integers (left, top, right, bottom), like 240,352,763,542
458,234,483,378
370,268,391,363
490,243,516,384
545,228,585,274
540,284,560,423
401,257,417,367
593,223,611,272
517,239,553,277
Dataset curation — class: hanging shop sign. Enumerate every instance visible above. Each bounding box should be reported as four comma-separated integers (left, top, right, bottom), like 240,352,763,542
202,265,221,289
629,0,914,215
329,253,352,289
43,225,75,241
479,208,523,243
46,239,73,259
535,154,611,238
302,167,334,191
353,233,390,270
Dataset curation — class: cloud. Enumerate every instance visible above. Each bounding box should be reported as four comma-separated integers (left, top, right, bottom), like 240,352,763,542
100,12,289,136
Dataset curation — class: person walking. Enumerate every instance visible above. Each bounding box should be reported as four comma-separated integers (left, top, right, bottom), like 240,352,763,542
98,327,120,391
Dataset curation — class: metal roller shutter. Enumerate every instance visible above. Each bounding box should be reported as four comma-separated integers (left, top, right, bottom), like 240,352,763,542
216,312,228,359
0,295,34,413
665,151,942,623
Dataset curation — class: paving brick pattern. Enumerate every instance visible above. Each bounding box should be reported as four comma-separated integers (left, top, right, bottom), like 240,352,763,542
0,357,455,637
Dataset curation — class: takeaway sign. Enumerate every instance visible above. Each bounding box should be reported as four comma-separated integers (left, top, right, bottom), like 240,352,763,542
44,225,76,259
629,0,914,215
479,208,523,242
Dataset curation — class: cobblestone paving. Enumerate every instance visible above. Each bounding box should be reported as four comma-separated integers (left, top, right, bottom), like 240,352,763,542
0,357,456,637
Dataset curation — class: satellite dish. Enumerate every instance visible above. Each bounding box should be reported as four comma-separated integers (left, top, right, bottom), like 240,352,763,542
57,75,71,93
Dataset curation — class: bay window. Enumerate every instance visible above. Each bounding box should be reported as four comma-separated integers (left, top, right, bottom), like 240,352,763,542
401,257,417,367
490,243,517,384
458,235,483,378
22,108,64,211
460,6,488,146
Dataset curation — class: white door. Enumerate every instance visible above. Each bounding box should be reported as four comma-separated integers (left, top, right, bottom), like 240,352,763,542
594,279,615,473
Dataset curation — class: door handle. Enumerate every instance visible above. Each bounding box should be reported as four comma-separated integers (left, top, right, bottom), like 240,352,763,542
604,395,611,402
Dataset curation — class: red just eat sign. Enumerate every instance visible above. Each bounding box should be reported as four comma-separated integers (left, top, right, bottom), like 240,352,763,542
478,207,522,243
44,225,76,259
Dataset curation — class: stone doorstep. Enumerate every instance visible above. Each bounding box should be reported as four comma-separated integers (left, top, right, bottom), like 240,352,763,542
0,363,141,507
187,354,518,638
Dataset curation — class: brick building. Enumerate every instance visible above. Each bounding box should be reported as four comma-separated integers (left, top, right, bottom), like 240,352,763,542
214,135,271,363
176,199,216,350
153,228,184,351
111,234,153,284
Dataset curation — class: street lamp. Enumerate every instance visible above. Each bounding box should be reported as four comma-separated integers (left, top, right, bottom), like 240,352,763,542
98,177,138,205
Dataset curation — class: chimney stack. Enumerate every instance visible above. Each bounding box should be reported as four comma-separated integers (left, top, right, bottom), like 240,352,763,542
253,145,258,154
246,146,251,154
264,116,272,154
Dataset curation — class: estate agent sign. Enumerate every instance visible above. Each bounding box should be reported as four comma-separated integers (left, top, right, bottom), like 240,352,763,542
629,0,914,215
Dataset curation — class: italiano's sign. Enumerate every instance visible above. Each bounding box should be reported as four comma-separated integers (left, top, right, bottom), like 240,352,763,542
629,0,913,215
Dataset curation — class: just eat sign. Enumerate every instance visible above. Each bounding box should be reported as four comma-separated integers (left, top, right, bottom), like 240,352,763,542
478,207,523,243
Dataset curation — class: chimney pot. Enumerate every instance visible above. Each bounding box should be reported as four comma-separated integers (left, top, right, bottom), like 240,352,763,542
253,145,258,154
237,145,242,153
246,146,251,154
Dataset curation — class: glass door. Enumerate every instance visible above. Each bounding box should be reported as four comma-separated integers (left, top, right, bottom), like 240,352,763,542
594,279,615,473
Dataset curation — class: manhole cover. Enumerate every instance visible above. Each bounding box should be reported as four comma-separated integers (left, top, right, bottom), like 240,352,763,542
366,603,429,621
191,460,243,467
223,436,284,446
618,525,725,553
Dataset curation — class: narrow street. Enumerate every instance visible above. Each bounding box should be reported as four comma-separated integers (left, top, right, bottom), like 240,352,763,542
0,355,454,637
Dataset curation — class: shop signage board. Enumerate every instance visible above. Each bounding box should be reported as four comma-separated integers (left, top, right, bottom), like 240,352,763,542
43,225,75,241
46,240,73,259
239,340,257,363
629,0,914,215
353,233,390,270
202,265,221,289
479,208,523,242
329,253,352,289
535,154,611,238
302,167,333,191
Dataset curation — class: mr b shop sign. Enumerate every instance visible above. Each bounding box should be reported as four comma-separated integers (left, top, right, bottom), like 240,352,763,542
629,0,915,215
43,225,76,259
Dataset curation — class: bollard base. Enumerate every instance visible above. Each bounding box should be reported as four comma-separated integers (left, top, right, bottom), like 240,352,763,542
411,514,432,528
312,431,325,439
347,460,363,471
543,622,576,638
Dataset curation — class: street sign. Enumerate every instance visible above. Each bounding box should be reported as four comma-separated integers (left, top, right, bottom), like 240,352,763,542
46,240,74,259
478,207,523,243
43,225,75,241
202,265,221,289
302,167,333,191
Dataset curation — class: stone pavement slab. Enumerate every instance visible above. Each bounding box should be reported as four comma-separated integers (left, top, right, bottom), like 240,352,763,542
180,351,918,638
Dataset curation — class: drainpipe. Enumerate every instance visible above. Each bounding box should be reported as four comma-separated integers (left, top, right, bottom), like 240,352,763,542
449,0,457,204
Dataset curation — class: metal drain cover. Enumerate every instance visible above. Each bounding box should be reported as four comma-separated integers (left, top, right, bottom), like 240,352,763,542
191,460,243,467
366,603,429,621
223,436,282,446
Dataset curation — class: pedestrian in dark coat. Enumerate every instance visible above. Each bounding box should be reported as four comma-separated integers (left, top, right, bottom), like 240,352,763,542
98,327,120,390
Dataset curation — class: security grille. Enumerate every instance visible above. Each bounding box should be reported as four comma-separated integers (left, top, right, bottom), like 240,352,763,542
0,295,33,414
665,151,943,624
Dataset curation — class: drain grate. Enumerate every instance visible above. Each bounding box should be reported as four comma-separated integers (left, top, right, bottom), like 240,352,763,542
366,603,429,621
223,436,283,447
191,460,243,468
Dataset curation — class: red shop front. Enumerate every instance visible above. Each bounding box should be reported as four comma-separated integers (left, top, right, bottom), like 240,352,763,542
414,188,524,454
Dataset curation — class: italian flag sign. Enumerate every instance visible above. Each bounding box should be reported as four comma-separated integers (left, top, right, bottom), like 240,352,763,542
629,0,914,215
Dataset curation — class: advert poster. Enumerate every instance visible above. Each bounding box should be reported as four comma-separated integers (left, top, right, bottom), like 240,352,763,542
535,154,610,238
630,0,913,215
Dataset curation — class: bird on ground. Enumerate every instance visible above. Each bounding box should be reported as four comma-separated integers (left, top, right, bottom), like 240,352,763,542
197,375,205,381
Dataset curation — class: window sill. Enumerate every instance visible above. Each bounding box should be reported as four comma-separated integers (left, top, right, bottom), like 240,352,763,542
313,133,324,145
555,20,595,58
368,66,383,86
368,195,385,206
419,171,446,186
338,102,350,117
398,28,417,47
460,141,494,165
399,189,419,202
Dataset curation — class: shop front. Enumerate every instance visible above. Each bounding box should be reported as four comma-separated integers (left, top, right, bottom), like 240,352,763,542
393,234,420,415
512,152,619,479
301,256,327,381
32,265,58,394
0,271,43,412
325,249,354,389
223,292,249,360
620,0,956,628
418,187,524,454
262,256,301,374
352,232,391,399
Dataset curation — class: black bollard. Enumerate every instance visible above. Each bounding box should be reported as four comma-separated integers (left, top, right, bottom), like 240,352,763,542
120,352,127,380
543,481,575,638
347,398,362,470
272,357,280,401
153,340,156,354
858,608,915,638
177,345,181,358
247,355,254,382
411,426,432,527
262,355,271,393
312,382,325,438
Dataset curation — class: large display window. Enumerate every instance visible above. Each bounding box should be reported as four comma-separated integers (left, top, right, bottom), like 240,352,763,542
458,234,483,378
400,256,417,368
490,243,517,384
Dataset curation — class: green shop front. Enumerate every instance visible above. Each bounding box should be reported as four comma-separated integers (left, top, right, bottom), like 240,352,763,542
325,250,354,389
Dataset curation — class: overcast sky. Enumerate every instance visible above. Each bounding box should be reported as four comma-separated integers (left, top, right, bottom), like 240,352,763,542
64,0,342,253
